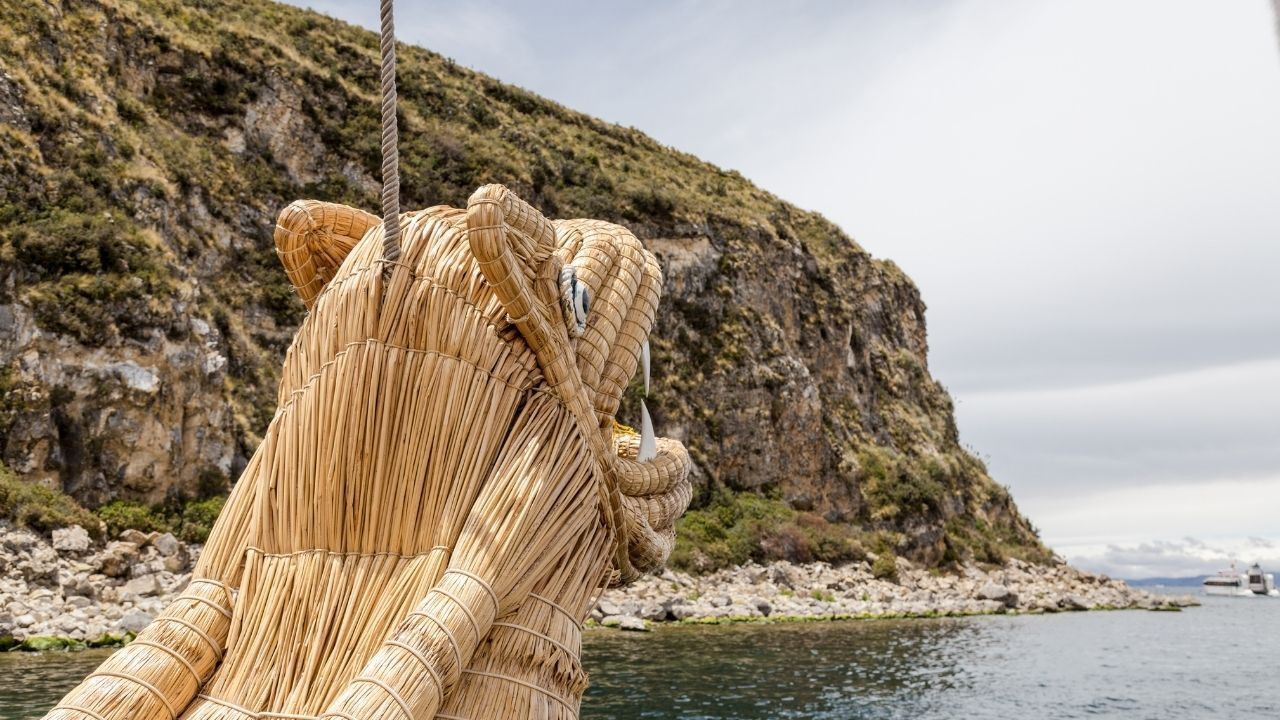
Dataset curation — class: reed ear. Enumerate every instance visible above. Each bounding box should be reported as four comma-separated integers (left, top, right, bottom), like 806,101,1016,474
274,200,380,308
467,185,587,405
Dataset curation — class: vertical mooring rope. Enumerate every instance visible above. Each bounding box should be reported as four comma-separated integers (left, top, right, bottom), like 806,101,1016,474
379,0,401,273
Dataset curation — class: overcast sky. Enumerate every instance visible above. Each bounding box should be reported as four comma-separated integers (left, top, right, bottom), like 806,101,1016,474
283,0,1280,579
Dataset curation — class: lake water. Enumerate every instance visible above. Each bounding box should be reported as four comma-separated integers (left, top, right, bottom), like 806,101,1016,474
2,594,1276,719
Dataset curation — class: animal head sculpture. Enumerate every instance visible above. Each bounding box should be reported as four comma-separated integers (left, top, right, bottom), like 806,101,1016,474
45,185,692,720
274,185,692,583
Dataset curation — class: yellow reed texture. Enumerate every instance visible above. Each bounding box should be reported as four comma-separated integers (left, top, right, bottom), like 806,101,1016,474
44,186,691,720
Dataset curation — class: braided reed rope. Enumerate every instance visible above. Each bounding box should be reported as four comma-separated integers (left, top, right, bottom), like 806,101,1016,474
378,0,401,273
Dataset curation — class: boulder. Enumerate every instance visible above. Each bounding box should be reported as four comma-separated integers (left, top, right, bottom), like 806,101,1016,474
2,529,38,552
122,574,161,598
119,529,150,546
61,573,94,598
130,558,166,578
977,582,1017,607
52,526,92,554
1061,594,1090,611
976,582,1010,601
117,610,153,633
768,564,797,589
95,542,139,578
669,604,698,620
19,547,59,586
152,533,181,557
640,603,669,621
163,551,189,574
617,615,649,632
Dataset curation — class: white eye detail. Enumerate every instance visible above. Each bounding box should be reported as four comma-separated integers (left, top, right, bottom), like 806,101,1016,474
641,339,650,396
576,281,590,319
559,265,589,337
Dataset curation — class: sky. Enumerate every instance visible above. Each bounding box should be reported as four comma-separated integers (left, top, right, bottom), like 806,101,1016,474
282,0,1280,579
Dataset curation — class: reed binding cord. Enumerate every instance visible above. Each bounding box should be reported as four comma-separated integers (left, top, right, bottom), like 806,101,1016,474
379,0,401,273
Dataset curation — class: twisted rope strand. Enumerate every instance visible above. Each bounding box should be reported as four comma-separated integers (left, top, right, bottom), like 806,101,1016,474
379,0,401,273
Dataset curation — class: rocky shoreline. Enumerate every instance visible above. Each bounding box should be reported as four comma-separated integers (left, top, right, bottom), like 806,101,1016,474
590,555,1199,630
1,522,1198,649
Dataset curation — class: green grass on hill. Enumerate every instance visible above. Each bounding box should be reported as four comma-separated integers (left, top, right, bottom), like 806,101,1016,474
0,464,102,538
1,462,224,543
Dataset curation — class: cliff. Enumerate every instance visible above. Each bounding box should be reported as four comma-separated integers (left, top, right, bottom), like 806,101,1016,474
0,0,1048,568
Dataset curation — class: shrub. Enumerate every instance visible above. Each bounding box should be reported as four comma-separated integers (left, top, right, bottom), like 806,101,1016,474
0,464,101,537
858,447,946,521
96,500,172,538
177,495,225,543
669,488,869,573
872,552,898,582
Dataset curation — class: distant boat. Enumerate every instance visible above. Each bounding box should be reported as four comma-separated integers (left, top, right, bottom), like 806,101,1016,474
1245,563,1278,596
1202,563,1279,596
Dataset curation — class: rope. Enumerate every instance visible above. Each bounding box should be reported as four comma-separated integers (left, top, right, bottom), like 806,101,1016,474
378,0,401,275
90,672,177,720
350,677,413,720
128,640,204,686
460,670,577,713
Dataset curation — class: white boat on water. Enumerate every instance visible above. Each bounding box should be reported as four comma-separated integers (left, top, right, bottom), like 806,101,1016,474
1203,563,1279,597
1245,564,1278,596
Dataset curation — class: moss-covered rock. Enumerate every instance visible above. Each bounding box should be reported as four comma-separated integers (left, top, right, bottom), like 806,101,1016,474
0,0,1048,568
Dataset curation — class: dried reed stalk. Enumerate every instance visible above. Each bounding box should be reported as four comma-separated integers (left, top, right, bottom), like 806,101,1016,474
44,186,691,720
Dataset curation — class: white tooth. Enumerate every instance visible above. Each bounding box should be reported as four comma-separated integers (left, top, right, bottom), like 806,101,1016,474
641,339,650,396
639,400,657,461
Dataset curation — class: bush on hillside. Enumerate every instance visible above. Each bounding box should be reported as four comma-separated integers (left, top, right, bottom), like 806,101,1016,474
177,495,225,543
0,464,102,538
96,500,172,538
669,488,870,573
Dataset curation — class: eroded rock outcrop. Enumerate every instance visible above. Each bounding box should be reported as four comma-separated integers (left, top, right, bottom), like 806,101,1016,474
0,0,1043,564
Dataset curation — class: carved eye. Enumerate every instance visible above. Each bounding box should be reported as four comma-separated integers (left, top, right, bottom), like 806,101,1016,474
559,265,590,337
575,280,591,322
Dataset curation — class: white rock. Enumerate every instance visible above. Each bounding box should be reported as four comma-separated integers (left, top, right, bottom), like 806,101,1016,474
122,574,161,598
640,603,668,621
152,533,180,557
3,529,38,551
52,526,91,553
117,610,153,633
108,362,160,394
618,615,649,632
977,582,1012,602
119,529,149,546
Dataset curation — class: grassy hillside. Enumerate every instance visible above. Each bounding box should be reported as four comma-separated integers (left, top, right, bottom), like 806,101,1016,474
0,0,1050,569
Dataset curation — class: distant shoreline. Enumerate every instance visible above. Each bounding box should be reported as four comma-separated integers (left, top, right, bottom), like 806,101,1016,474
587,556,1199,631
0,522,1198,650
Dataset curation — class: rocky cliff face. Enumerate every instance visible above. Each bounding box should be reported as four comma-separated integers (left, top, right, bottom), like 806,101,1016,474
0,0,1046,565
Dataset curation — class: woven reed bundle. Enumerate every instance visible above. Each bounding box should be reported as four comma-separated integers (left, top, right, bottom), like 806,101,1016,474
44,185,691,720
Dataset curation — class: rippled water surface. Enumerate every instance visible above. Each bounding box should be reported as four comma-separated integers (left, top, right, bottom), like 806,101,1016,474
3,595,1277,719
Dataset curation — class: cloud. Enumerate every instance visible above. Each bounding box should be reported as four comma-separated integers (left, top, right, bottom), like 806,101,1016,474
1067,536,1280,579
277,0,1280,560
955,358,1280,501
1031,474,1280,571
